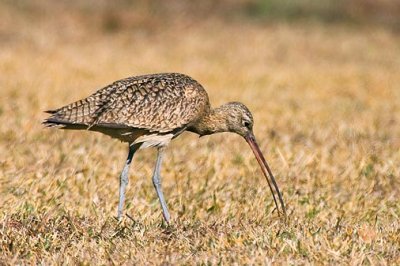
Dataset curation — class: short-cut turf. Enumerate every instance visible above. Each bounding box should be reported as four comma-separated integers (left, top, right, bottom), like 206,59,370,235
0,1,399,264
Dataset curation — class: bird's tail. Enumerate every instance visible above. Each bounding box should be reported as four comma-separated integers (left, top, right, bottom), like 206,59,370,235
42,93,99,129
42,115,89,130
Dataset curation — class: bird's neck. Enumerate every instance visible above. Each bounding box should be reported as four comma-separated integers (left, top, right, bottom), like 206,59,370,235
189,105,230,136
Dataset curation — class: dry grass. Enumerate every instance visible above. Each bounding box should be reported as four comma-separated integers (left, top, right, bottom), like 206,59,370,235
1,1,400,264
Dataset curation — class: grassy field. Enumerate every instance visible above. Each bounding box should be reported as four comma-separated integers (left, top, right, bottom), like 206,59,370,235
1,1,400,264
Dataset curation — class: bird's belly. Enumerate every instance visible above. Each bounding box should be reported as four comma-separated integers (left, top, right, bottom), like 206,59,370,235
133,133,174,149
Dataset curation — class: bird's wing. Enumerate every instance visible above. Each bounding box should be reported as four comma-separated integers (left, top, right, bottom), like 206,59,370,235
44,73,210,133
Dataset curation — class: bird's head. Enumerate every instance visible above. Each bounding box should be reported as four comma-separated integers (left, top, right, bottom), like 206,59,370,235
221,102,254,138
218,102,287,217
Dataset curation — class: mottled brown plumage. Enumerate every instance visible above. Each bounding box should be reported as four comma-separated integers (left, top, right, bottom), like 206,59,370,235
44,73,211,144
44,72,286,223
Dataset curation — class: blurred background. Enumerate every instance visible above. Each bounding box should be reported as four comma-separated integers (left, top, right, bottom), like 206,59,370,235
0,0,399,264
1,0,399,122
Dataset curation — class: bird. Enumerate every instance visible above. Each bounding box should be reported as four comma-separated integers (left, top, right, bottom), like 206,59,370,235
43,73,286,223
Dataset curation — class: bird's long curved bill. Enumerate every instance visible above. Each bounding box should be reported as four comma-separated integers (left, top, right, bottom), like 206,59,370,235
245,133,286,217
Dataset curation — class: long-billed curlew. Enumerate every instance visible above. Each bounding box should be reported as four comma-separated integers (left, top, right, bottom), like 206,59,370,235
44,73,286,223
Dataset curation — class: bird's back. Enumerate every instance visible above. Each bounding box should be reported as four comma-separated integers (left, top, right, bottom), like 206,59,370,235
44,73,210,142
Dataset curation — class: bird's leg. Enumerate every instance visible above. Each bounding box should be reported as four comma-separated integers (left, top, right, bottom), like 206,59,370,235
117,143,138,221
152,146,171,223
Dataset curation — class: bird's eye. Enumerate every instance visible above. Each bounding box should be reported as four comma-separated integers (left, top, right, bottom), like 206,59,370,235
243,121,251,128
